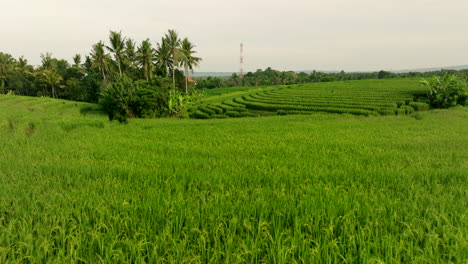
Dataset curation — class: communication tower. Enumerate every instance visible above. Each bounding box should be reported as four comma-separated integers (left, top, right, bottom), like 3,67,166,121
240,43,244,78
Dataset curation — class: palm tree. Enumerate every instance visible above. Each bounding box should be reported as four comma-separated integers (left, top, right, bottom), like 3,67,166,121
106,31,125,76
164,29,181,92
137,39,155,81
179,38,202,93
124,38,137,74
41,69,62,98
40,52,54,70
73,54,81,67
15,56,33,95
91,41,110,82
83,56,93,73
155,38,172,78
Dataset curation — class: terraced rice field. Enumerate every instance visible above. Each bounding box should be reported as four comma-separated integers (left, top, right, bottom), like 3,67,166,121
1,81,467,263
190,79,429,118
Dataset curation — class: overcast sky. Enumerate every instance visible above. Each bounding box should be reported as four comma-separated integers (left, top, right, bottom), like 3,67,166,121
1,0,467,72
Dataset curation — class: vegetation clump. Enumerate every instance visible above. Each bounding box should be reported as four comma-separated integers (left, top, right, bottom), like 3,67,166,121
421,74,468,108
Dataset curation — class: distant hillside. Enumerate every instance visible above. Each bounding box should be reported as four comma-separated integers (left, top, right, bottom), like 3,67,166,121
192,72,234,77
193,65,468,77
393,65,468,73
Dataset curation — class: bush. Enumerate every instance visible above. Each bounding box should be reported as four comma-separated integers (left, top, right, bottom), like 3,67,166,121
132,79,171,118
421,74,468,108
100,76,172,122
100,77,136,122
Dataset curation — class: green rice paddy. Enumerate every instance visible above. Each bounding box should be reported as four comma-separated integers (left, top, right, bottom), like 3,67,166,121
190,79,428,118
0,79,467,263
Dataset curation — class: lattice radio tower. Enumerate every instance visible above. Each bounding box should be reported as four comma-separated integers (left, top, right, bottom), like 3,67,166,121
240,43,244,78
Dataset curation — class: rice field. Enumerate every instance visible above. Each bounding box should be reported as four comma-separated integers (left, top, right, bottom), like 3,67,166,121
0,81,467,263
190,79,429,118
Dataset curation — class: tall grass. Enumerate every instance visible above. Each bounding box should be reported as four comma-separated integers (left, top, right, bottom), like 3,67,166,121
0,94,467,263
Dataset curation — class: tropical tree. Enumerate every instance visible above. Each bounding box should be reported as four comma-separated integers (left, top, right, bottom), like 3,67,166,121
41,69,63,98
421,74,468,108
91,41,110,82
137,39,156,81
73,54,82,67
14,56,34,95
83,56,93,73
106,31,126,76
155,38,171,78
40,52,54,70
0,53,15,94
124,38,137,73
179,38,201,93
164,29,181,92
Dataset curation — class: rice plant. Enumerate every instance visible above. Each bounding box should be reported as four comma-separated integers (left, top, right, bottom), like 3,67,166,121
0,86,467,263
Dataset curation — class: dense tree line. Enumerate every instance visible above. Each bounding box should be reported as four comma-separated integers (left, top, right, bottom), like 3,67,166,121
197,67,468,89
0,30,202,121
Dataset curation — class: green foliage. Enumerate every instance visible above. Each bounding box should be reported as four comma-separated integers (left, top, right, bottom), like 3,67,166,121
100,76,178,122
168,89,204,117
1,95,467,262
421,74,468,108
100,76,136,122
132,78,172,118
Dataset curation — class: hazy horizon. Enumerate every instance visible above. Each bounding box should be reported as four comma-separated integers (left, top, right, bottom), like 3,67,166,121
1,0,467,72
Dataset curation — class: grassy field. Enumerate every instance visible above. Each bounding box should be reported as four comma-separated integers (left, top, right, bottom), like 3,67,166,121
0,81,467,263
192,79,428,119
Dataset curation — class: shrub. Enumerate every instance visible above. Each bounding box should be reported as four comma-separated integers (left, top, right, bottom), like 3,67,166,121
421,74,468,108
100,77,172,122
167,89,205,117
132,80,170,118
100,77,136,122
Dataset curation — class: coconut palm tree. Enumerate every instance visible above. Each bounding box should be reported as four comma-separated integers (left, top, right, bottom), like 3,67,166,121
164,29,181,92
106,31,125,76
83,56,93,73
137,39,155,81
179,38,202,93
155,38,172,78
40,52,54,70
41,69,62,98
91,41,110,82
73,54,81,67
124,38,137,74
